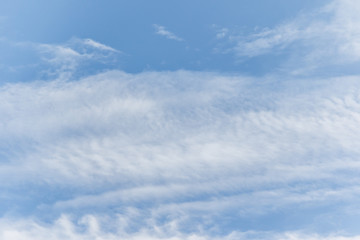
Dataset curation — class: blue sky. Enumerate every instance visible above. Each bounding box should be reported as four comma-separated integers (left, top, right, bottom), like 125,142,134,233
1,0,329,77
1,0,360,239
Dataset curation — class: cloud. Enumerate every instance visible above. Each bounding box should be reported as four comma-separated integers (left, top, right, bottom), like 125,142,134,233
36,38,122,79
212,25,229,39
222,0,360,74
0,37,123,81
3,4,360,235
153,24,184,41
216,28,229,39
38,43,83,77
82,38,121,53
2,67,360,236
0,215,359,240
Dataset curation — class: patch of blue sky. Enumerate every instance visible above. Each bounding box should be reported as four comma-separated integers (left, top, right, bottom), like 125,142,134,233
1,0,329,76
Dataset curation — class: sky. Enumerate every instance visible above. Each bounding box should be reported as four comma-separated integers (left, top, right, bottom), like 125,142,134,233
1,0,360,239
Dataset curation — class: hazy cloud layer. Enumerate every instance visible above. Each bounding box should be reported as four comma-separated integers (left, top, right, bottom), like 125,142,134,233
1,69,360,238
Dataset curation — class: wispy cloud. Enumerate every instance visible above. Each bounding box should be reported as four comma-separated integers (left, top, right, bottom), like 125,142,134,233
219,0,360,74
212,25,229,39
216,28,229,39
82,38,121,53
153,24,184,41
36,37,122,79
0,37,122,82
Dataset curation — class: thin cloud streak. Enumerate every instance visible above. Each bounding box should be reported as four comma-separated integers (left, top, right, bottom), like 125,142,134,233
153,24,184,41
82,38,121,53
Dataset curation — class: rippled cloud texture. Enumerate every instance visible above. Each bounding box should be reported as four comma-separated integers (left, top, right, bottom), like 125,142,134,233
1,0,360,239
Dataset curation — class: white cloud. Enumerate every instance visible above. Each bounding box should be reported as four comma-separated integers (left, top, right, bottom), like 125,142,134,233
1,69,360,236
0,215,359,240
82,38,121,53
2,28,360,236
35,38,121,79
3,1,360,237
226,0,360,73
153,24,184,41
38,44,83,76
